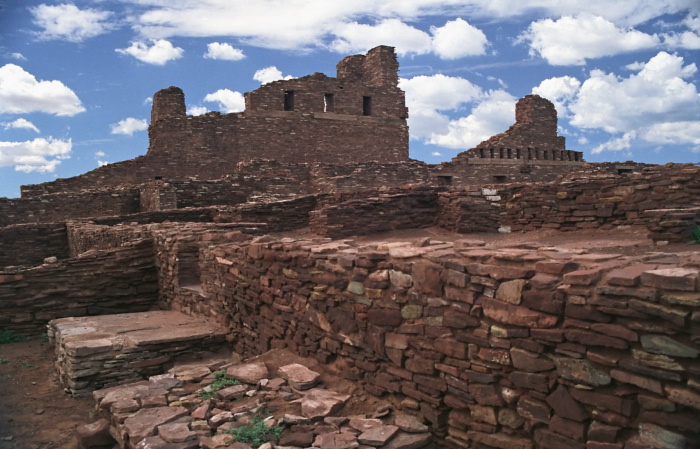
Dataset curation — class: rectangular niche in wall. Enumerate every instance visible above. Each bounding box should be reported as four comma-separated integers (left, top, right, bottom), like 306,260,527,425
177,243,202,292
324,93,335,112
362,96,372,116
284,90,295,111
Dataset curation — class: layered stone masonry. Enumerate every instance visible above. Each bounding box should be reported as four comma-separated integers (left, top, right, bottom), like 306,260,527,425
0,222,69,267
186,235,700,449
0,240,158,335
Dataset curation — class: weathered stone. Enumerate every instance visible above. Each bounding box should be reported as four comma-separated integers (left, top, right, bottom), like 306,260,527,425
534,428,584,449
75,419,115,449
157,422,196,443
394,413,429,433
546,385,588,422
382,432,432,449
279,364,321,390
467,430,533,449
497,408,524,429
482,297,558,328
665,385,700,410
216,384,247,400
368,308,403,326
298,388,351,419
510,347,554,372
495,279,527,304
123,406,189,446
434,338,466,359
226,362,269,385
638,423,687,449
313,432,359,449
357,425,399,446
517,395,550,423
610,369,663,394
411,261,443,295
389,270,413,289
640,335,699,358
641,268,698,291
553,357,611,386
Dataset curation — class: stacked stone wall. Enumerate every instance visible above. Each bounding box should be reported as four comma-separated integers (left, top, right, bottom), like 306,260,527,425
0,240,158,335
187,236,699,449
0,188,140,226
310,187,441,238
502,164,700,232
0,223,69,267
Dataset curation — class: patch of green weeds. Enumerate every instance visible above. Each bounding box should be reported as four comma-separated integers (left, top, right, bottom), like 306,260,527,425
0,358,9,364
222,415,284,449
199,370,240,399
692,227,700,244
0,331,29,344
19,360,33,368
40,333,49,344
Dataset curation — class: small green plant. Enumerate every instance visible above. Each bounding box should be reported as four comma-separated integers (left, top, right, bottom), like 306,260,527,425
223,415,284,449
0,358,9,364
19,360,33,368
0,331,29,344
40,333,49,344
199,370,240,399
692,227,700,244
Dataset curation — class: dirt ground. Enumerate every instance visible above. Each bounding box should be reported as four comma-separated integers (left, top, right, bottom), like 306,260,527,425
0,226,696,449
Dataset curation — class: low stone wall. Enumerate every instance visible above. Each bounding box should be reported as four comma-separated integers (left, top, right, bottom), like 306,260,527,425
0,240,158,335
0,188,141,227
310,187,440,238
0,222,69,267
437,187,503,234
188,236,699,449
502,164,700,232
644,207,700,244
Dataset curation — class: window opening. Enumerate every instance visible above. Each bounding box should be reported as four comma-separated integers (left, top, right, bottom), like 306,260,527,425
493,175,508,183
436,175,453,186
324,94,335,112
284,90,294,111
362,96,372,116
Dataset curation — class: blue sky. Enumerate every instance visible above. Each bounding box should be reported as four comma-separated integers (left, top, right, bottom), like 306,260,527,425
1,1,699,198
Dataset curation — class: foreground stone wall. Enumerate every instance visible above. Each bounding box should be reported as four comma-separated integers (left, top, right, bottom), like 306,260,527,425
0,240,158,334
184,236,699,449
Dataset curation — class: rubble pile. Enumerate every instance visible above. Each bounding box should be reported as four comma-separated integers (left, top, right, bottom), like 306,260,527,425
79,352,433,449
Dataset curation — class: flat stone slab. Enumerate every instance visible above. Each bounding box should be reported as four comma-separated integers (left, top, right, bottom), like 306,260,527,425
50,311,228,395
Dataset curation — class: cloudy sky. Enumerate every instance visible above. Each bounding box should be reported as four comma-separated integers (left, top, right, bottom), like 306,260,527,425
1,1,699,198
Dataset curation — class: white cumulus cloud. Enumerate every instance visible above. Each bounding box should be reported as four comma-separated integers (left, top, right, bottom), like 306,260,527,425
532,76,582,117
330,19,433,57
0,64,85,116
203,89,245,113
110,118,148,135
187,106,209,116
428,90,517,149
0,137,72,172
399,74,484,140
253,66,294,84
204,42,246,60
431,18,488,59
2,118,40,133
31,3,113,43
116,40,184,65
520,14,660,65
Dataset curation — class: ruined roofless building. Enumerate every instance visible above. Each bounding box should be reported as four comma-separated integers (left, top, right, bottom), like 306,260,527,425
20,46,409,196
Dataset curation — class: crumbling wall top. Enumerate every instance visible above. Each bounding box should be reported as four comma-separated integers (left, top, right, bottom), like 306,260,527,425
151,86,186,123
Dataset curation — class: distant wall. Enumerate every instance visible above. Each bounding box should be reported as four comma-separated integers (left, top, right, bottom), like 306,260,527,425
0,223,69,267
0,188,140,226
0,240,158,335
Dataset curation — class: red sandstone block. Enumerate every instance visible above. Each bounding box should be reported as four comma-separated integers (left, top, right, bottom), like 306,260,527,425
534,428,585,449
531,328,564,342
411,261,443,295
434,338,466,359
550,415,586,441
546,385,588,422
522,290,564,315
568,389,636,417
535,260,580,275
604,265,656,287
564,329,628,349
641,267,699,291
468,383,503,406
563,267,604,286
517,395,551,424
586,442,623,449
508,371,550,394
590,323,638,341
367,308,402,326
587,421,620,443
482,297,559,328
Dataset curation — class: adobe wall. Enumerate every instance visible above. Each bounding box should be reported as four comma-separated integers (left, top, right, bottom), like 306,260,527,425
173,235,700,449
0,223,69,267
0,240,158,335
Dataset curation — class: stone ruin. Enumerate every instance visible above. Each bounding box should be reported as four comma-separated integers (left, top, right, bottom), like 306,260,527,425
0,45,699,449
